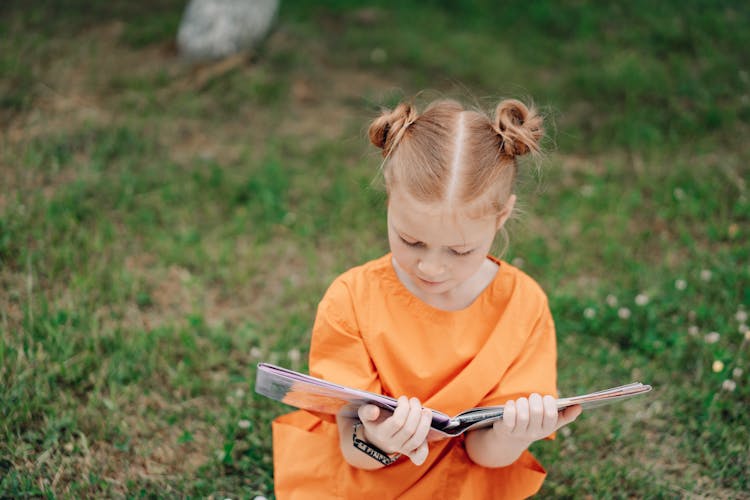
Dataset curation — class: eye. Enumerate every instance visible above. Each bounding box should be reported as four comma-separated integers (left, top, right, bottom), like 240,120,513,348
451,248,474,257
399,235,424,248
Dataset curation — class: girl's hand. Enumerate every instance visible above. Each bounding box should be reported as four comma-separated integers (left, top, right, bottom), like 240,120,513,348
492,393,581,444
357,396,433,466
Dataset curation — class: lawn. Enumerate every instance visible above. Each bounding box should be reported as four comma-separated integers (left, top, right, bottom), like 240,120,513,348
1,0,748,497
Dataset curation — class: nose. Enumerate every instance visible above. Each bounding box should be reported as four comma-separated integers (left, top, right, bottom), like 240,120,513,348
417,256,445,278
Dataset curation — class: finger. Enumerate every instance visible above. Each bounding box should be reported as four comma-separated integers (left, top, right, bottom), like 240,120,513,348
401,408,432,453
501,400,516,432
384,396,410,436
358,404,380,423
393,397,423,444
407,441,429,466
514,397,530,435
528,393,544,433
542,395,558,435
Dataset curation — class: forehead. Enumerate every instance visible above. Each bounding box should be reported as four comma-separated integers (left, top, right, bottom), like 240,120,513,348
388,189,496,245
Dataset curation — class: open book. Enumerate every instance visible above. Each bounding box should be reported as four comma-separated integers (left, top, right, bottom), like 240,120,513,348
255,363,652,438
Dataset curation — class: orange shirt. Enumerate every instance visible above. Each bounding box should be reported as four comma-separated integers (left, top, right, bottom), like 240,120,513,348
272,254,557,499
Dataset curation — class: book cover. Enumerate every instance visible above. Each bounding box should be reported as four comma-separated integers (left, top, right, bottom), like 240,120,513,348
255,363,652,438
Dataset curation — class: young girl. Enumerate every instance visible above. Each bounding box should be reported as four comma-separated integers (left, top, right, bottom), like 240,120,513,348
271,98,582,499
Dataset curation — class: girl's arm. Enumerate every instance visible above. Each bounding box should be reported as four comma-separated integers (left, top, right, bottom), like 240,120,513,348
336,396,433,470
464,394,581,468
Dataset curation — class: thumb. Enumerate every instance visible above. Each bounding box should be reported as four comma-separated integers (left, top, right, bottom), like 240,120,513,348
555,404,582,431
408,441,429,466
358,404,380,422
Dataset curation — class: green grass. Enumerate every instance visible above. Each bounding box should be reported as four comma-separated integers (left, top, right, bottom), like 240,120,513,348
1,0,748,497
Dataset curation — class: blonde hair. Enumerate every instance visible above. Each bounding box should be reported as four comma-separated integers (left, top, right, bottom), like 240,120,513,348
369,98,543,216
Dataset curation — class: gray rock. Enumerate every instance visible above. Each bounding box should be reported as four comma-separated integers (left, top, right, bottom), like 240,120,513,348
177,0,279,61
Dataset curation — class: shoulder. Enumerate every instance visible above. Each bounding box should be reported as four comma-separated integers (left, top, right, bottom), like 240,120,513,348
314,254,393,331
320,254,392,306
492,262,556,349
494,259,550,312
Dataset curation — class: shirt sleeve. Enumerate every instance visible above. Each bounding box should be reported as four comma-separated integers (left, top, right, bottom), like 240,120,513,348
308,276,382,396
479,297,558,407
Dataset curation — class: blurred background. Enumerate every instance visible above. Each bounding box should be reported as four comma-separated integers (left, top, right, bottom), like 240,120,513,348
1,1,748,497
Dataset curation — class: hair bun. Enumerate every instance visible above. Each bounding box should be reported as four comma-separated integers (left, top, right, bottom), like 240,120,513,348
369,103,418,157
493,99,543,157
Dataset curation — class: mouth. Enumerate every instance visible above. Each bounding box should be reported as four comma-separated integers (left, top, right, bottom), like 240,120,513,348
417,276,446,287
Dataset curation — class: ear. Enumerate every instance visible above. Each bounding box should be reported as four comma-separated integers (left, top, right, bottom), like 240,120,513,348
495,194,517,231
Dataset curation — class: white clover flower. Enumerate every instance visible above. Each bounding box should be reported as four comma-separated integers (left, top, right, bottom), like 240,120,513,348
370,47,387,64
618,307,631,319
584,307,596,319
238,419,251,429
216,450,226,461
739,323,749,334
635,293,649,306
675,279,687,291
580,185,595,197
560,426,572,437
511,257,525,268
700,269,712,281
733,367,743,378
673,187,686,200
722,379,736,392
704,331,720,344
688,325,699,337
712,360,725,373
250,347,262,359
253,496,269,500
606,294,618,307
288,348,301,362
736,310,748,323
235,388,245,399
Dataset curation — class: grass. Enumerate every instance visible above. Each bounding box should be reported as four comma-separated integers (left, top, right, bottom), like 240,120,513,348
1,0,748,497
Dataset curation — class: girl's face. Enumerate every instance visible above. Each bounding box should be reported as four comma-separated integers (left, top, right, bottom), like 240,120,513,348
387,187,514,304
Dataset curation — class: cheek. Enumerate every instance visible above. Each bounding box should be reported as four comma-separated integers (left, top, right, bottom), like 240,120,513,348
388,234,412,263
